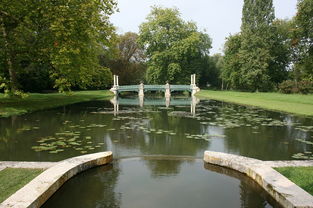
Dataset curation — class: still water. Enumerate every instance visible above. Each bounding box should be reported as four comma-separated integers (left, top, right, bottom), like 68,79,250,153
0,96,312,161
1,95,313,207
43,158,281,208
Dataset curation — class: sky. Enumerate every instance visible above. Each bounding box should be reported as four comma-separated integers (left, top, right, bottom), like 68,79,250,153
110,0,298,54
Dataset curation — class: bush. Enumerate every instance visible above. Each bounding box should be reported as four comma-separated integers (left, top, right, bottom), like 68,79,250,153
279,80,295,94
298,80,313,94
279,80,313,94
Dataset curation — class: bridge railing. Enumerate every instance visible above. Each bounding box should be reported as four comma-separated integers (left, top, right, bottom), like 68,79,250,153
118,85,139,91
116,84,192,92
144,85,165,90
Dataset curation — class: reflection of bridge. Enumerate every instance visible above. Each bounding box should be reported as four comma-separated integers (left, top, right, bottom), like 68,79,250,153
110,74,200,97
113,97,199,106
110,96,199,116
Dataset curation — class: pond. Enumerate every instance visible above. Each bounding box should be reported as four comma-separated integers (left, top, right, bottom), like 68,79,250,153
1,95,312,207
0,96,312,161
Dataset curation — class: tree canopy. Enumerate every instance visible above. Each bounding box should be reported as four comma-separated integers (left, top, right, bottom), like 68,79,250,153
0,0,117,93
138,7,212,84
222,0,291,91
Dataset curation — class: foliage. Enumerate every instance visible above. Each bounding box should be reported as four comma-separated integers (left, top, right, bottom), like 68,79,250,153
197,90,313,116
298,80,313,94
292,0,313,81
278,80,296,94
198,54,223,88
221,34,242,90
100,32,146,85
0,0,117,94
279,80,313,94
222,0,291,92
138,7,212,84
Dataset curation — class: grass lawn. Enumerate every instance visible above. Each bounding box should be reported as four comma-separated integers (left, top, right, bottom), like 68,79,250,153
275,166,313,195
0,90,113,117
0,168,44,202
197,90,313,116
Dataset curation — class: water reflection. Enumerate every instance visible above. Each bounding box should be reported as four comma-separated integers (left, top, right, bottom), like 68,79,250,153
0,97,312,161
43,158,281,208
110,96,200,117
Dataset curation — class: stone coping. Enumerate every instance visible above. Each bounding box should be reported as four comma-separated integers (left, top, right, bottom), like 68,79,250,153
0,162,57,172
203,151,313,208
0,151,113,208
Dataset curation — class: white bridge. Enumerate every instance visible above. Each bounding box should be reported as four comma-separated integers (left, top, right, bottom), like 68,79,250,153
110,74,200,97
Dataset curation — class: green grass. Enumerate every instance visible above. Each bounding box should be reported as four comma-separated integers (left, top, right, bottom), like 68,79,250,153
197,90,313,116
0,168,44,202
275,166,313,195
0,90,113,117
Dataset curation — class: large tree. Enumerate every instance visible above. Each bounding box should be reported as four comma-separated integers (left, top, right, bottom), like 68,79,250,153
221,34,242,90
293,0,313,81
100,32,146,85
223,0,290,91
239,0,275,91
0,0,116,93
138,7,212,84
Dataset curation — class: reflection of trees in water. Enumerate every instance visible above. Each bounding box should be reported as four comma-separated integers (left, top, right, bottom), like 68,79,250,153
0,101,114,161
223,124,311,160
202,101,312,160
142,157,196,178
42,163,121,208
204,163,281,208
108,108,209,158
144,159,182,177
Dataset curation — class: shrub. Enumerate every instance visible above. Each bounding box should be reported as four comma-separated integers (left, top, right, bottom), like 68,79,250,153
279,80,295,94
279,80,313,94
298,80,313,94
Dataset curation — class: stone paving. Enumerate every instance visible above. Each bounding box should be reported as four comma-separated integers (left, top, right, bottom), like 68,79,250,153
204,151,313,208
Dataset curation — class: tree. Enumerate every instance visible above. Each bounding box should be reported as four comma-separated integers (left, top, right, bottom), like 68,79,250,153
100,32,146,85
198,54,223,88
239,0,276,91
0,0,117,93
293,0,313,81
222,0,290,91
221,34,242,90
138,7,212,84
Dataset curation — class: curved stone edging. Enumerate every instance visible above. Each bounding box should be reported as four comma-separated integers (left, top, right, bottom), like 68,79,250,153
0,151,113,208
203,151,313,208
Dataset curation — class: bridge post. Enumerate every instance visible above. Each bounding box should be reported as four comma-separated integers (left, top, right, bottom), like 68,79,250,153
110,75,119,95
191,74,200,96
139,82,144,97
165,82,171,98
110,96,119,116
165,95,170,107
139,94,144,107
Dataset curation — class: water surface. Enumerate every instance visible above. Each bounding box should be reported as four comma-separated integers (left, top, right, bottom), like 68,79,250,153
42,158,281,208
1,96,312,207
0,97,312,161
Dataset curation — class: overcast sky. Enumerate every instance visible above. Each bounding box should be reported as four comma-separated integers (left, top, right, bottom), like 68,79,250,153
110,0,298,54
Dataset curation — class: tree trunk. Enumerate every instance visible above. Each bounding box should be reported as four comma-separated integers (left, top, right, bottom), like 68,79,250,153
0,16,17,91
